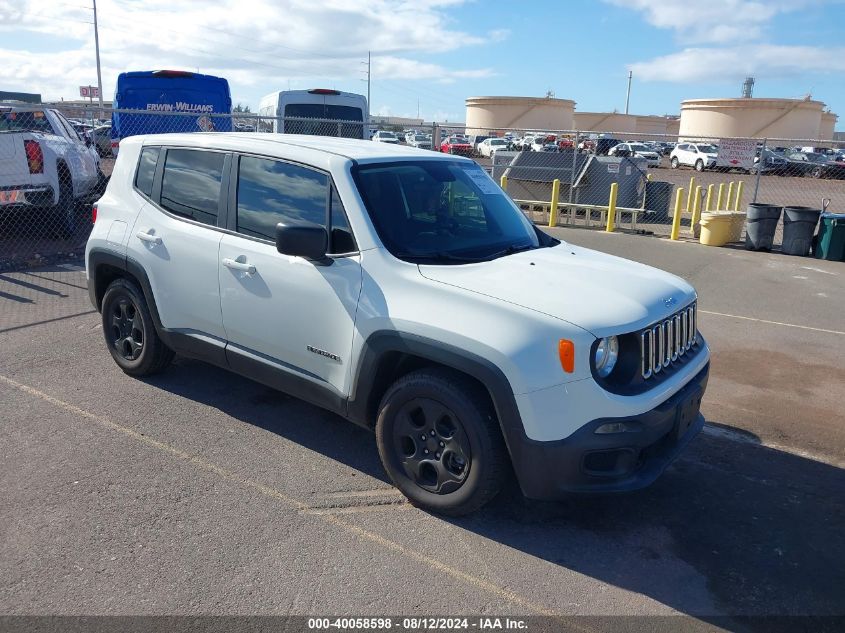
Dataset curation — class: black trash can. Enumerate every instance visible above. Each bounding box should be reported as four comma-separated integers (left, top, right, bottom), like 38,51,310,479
744,203,782,251
644,181,673,219
782,206,822,256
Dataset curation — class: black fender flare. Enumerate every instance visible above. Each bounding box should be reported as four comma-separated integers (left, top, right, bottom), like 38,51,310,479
346,331,533,478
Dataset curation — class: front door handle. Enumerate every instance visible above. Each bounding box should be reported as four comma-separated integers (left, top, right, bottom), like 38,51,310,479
136,231,162,245
222,257,256,275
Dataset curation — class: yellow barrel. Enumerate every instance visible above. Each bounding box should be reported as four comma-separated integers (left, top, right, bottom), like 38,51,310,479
699,212,734,247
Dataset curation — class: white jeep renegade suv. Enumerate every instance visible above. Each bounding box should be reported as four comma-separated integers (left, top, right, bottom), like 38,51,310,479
86,133,709,515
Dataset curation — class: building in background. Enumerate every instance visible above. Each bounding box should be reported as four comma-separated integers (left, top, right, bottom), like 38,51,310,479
465,96,575,134
0,90,42,104
679,98,837,141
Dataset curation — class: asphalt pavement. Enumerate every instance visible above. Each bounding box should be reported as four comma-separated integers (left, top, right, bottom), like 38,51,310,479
1,231,843,631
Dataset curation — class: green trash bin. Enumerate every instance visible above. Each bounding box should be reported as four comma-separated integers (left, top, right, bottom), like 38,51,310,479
814,212,845,261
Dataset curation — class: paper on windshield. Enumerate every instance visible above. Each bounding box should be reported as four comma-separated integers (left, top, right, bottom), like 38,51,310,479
462,167,500,195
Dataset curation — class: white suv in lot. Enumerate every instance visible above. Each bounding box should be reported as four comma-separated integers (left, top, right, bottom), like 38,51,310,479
86,134,710,515
670,142,718,172
1,105,103,236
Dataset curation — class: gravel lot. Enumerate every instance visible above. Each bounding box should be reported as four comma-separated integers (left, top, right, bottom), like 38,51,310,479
1,230,843,631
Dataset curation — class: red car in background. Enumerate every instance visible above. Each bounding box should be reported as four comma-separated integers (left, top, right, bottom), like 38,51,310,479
440,136,473,156
556,137,575,150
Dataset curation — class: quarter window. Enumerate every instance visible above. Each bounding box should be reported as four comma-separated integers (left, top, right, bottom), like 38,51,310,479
160,149,225,226
236,156,328,241
330,186,356,253
134,147,159,198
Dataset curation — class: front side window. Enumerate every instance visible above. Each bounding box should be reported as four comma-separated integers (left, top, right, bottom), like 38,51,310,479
236,156,328,241
159,149,224,226
353,160,548,263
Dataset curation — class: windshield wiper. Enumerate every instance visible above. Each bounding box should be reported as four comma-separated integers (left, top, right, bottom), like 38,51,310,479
392,251,486,263
480,243,538,261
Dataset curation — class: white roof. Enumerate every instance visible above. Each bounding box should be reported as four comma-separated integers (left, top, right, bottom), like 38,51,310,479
130,132,473,165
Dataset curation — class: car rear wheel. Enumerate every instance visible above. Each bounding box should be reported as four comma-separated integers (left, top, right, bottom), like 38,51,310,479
695,159,704,172
52,166,77,239
101,278,174,376
670,157,679,169
811,167,823,179
375,368,509,516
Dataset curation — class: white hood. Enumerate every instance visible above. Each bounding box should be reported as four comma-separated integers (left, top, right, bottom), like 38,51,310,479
418,243,695,337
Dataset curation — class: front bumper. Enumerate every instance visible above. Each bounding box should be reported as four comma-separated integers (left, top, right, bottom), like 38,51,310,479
0,184,54,208
508,363,709,499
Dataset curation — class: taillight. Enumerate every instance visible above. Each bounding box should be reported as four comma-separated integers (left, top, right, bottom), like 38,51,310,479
24,140,43,174
92,204,98,224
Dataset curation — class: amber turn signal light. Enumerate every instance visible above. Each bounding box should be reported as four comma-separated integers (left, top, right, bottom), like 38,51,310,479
558,339,575,373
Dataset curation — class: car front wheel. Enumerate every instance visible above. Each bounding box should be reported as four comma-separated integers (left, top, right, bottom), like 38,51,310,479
695,159,704,172
375,368,509,516
670,157,679,169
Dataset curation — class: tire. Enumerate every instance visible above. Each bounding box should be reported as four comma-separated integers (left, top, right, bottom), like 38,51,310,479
375,368,509,516
101,278,174,376
670,157,679,169
811,167,823,179
695,159,704,172
53,165,77,239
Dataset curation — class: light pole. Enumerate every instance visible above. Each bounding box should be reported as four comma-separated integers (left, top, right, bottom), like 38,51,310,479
93,0,104,115
624,70,632,115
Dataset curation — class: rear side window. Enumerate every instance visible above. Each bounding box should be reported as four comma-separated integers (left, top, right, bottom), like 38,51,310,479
160,149,224,226
236,156,328,241
134,147,159,197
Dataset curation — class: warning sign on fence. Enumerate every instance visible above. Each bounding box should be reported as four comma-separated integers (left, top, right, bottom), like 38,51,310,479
716,138,756,170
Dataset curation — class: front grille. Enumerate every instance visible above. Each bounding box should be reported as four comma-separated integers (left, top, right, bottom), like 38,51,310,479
640,303,698,379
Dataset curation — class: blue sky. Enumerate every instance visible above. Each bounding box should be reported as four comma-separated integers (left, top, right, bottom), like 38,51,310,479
1,0,843,127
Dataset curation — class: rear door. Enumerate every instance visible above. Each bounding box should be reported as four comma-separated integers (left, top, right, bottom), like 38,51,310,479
127,146,228,342
50,111,99,195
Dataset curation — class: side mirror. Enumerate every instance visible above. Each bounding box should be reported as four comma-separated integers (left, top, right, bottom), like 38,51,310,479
275,223,328,262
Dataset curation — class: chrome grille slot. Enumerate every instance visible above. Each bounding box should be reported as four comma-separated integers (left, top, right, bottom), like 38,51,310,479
640,302,699,379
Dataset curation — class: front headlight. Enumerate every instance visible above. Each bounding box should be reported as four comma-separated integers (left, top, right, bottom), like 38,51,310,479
594,336,619,378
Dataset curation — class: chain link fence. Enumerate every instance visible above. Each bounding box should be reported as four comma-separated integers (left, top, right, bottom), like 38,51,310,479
2,104,844,280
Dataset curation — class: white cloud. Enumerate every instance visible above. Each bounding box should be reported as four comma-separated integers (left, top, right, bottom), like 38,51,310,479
0,0,502,101
629,45,845,83
601,0,808,44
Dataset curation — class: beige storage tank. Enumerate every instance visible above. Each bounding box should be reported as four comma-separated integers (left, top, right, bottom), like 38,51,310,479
819,112,838,141
679,98,826,140
573,112,636,134
465,96,575,134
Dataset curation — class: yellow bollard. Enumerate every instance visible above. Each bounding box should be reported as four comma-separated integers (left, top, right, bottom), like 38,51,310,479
548,179,561,227
689,185,703,237
726,182,735,212
686,176,696,212
716,183,726,210
670,187,685,240
606,183,618,232
705,184,715,211
499,175,508,192
734,180,745,212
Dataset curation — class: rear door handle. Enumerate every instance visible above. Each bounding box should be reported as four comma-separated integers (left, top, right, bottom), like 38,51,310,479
136,231,162,245
222,257,256,275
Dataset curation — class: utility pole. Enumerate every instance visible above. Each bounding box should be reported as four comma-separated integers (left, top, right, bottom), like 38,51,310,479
624,70,632,115
92,0,104,115
360,51,371,121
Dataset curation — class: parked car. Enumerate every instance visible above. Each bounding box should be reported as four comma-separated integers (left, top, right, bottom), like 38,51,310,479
608,142,661,168
595,137,622,156
440,135,473,155
85,124,113,157
786,152,845,179
87,133,710,515
749,149,789,176
372,130,400,144
468,135,491,153
556,137,575,151
531,135,558,152
0,105,104,237
670,143,718,171
407,134,432,151
477,137,510,158
577,138,595,153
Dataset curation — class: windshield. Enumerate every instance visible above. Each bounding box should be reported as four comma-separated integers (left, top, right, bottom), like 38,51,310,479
696,144,717,153
0,110,54,133
629,144,649,151
379,132,397,139
490,139,507,146
413,135,428,142
353,160,546,263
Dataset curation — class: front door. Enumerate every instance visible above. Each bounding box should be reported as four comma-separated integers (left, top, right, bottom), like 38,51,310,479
218,154,361,397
